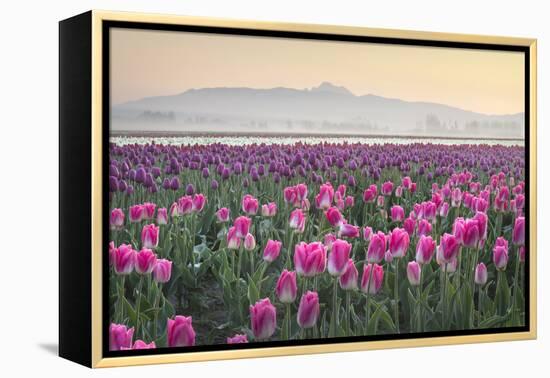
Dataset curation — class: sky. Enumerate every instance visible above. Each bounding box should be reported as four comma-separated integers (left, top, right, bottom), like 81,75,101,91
110,28,525,115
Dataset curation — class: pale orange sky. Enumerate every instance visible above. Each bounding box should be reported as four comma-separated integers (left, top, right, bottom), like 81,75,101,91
110,28,524,115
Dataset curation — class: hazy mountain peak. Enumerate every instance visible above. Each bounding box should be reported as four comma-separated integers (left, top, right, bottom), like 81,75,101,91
310,82,354,96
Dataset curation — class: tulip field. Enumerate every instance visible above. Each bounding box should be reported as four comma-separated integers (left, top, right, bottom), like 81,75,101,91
107,137,526,351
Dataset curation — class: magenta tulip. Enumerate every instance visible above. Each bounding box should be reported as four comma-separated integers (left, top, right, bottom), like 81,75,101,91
289,208,306,233
363,184,377,203
167,316,196,347
328,239,352,276
227,226,241,250
244,233,256,251
338,223,360,238
242,194,259,215
513,216,525,246
294,241,327,277
325,206,344,227
404,217,416,236
129,204,144,223
389,227,410,259
141,224,159,249
462,218,481,248
362,226,373,241
122,340,156,350
114,244,136,275
324,233,336,251
391,205,405,222
474,263,488,285
263,239,282,263
417,219,432,236
143,202,156,219
438,233,460,263
275,269,297,303
297,291,320,329
156,207,168,225
250,298,277,339
407,261,421,286
315,183,334,210
177,196,194,215
416,235,436,265
234,216,252,238
135,248,157,274
381,181,393,196
227,334,248,344
110,208,125,230
109,323,134,351
361,264,384,294
339,259,358,290
261,202,277,217
216,207,230,223
152,259,172,283
192,193,206,212
367,231,387,263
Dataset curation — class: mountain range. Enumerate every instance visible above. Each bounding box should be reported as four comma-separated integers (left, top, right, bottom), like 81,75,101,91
112,82,524,139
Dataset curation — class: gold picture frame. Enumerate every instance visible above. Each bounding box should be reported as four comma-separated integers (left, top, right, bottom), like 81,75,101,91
59,10,537,368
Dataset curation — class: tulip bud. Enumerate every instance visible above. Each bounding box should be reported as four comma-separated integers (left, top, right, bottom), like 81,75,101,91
192,194,206,213
381,181,393,196
263,239,282,263
234,216,252,238
114,244,136,275
339,259,358,290
417,219,432,236
135,248,157,274
216,207,230,223
289,209,306,233
338,222,360,238
297,291,320,329
109,323,134,351
167,315,196,347
143,202,156,219
250,298,277,340
512,216,525,246
156,208,168,225
389,227,410,259
361,264,384,295
129,204,144,223
493,246,509,271
328,239,352,276
384,250,393,263
367,231,387,263
276,269,297,303
474,263,488,285
110,208,125,230
141,224,159,249
324,233,337,251
226,226,241,250
390,205,405,222
362,226,373,241
325,206,344,227
244,233,256,251
415,235,436,265
438,233,460,263
152,259,172,283
407,261,421,286
242,194,259,215
315,183,334,210
294,241,326,277
227,334,248,344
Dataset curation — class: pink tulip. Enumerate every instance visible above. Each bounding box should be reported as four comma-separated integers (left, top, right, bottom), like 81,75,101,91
296,183,308,201
177,196,194,215
261,202,277,217
513,216,525,246
391,205,405,222
324,233,337,251
345,195,355,208
244,233,256,251
156,208,168,225
474,263,488,285
402,176,412,189
169,202,180,218
226,226,241,250
114,244,136,275
422,201,437,221
152,259,172,283
275,269,297,303
263,239,282,263
381,181,394,196
297,291,320,329
404,217,416,236
289,208,306,233
234,216,252,238
361,264,384,294
337,184,347,198
283,186,298,205
192,194,206,212
395,186,403,198
367,231,387,263
135,248,157,274
389,228,410,259
141,224,159,249
416,235,436,265
362,226,373,241
493,246,509,271
109,323,134,351
315,183,334,210
250,298,277,339
410,183,417,193
294,241,327,277
242,194,259,215
227,334,248,344
328,239,352,276
363,185,377,203
129,204,144,223
473,211,488,241
167,316,196,347
110,208,125,230
384,250,393,263
216,207,230,223
438,233,460,263
417,219,432,236
122,340,156,350
439,202,450,218
462,218,481,248
452,217,466,244
108,241,116,266
339,259,358,290
325,206,344,227
338,223,360,238
407,261,421,286
143,202,156,219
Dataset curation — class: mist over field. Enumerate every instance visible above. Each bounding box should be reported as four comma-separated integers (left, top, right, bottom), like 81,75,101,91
111,82,524,140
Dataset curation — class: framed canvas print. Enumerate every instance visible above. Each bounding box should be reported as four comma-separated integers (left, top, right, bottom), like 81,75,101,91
59,10,537,368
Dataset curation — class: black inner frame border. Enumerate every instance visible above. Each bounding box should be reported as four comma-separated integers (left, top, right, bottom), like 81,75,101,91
102,20,531,358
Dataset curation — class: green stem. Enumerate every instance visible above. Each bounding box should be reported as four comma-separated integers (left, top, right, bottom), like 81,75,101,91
153,282,162,341
394,259,400,333
286,303,291,340
442,265,448,330
135,275,144,338
477,285,482,328
365,266,374,334
332,278,339,336
118,275,126,323
512,245,521,325
346,291,351,336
